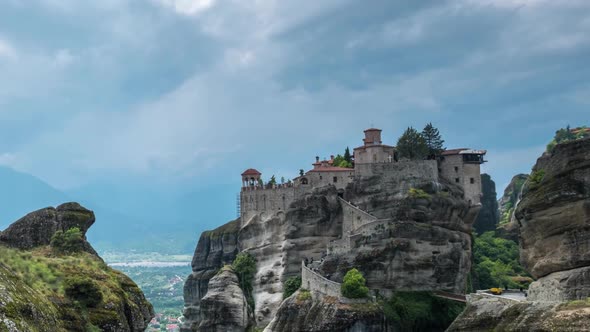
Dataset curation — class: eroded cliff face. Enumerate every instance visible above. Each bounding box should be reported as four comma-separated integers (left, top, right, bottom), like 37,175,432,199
322,176,476,294
183,189,343,330
0,203,154,332
184,165,478,331
264,290,389,332
516,138,590,282
197,266,252,332
473,174,499,234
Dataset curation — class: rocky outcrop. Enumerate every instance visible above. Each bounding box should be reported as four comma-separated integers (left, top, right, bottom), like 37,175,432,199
473,174,499,234
264,290,388,332
496,174,528,241
516,137,590,281
0,203,154,332
321,177,476,295
184,163,479,331
183,188,345,330
198,266,251,332
0,202,98,255
448,294,590,331
183,220,240,331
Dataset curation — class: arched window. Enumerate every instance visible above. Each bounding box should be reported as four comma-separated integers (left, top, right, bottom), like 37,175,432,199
300,177,309,185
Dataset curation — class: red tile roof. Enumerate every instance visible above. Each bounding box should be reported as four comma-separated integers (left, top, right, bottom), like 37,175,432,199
241,168,261,176
364,128,382,132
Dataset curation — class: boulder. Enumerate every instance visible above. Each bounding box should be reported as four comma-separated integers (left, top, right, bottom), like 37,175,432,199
198,266,251,332
0,202,97,254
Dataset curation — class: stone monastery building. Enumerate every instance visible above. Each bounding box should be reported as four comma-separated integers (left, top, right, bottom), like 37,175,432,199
240,128,486,221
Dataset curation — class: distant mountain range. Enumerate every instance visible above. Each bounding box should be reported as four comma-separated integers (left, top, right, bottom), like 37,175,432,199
0,166,236,254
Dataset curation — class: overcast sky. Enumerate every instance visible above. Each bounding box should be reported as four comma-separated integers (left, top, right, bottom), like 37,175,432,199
0,0,588,195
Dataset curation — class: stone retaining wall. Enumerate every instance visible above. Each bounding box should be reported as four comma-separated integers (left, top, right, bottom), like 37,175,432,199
301,261,341,298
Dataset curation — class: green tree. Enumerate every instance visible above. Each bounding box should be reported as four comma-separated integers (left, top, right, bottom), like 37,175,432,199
396,127,428,160
333,154,352,168
344,147,352,163
283,276,302,299
64,276,103,307
269,175,277,186
232,252,257,309
473,231,531,289
341,268,369,298
50,227,85,254
280,176,285,184
421,123,445,157
299,169,304,177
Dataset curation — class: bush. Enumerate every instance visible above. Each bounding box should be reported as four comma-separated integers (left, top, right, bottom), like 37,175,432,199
528,170,545,189
382,291,465,331
409,188,431,199
297,289,311,301
50,227,85,254
283,276,302,299
341,268,369,299
64,276,103,307
232,252,256,309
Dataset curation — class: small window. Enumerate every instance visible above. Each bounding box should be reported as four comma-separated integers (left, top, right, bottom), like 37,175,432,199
333,176,338,183
454,166,459,172
455,178,460,183
320,175,323,180
470,178,475,184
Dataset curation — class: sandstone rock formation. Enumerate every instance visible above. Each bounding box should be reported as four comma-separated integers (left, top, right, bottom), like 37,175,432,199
198,266,251,332
183,162,479,331
473,174,499,234
496,174,528,241
264,290,388,332
447,293,590,331
0,202,98,255
0,203,154,332
516,137,590,284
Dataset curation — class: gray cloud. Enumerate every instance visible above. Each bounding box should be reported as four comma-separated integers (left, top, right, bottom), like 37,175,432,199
0,0,588,193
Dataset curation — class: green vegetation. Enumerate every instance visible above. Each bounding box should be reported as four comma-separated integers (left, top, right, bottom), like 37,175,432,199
559,297,590,310
382,291,464,331
232,252,257,309
64,276,103,307
0,244,151,331
297,289,311,301
396,127,429,160
332,147,354,168
50,227,85,254
546,125,589,152
528,169,545,190
473,231,532,290
341,268,369,299
283,276,302,299
422,123,445,157
409,188,431,199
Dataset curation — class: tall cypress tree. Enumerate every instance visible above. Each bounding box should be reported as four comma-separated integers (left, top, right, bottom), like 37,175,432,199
344,147,352,163
422,123,445,158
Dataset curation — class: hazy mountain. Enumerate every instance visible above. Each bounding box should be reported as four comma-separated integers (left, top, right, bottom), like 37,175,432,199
0,166,236,254
0,166,70,228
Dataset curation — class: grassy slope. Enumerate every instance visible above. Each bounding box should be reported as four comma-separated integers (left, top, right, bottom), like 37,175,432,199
0,245,152,332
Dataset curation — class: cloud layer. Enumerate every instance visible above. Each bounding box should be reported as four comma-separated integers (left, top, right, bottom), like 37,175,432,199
0,0,588,193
